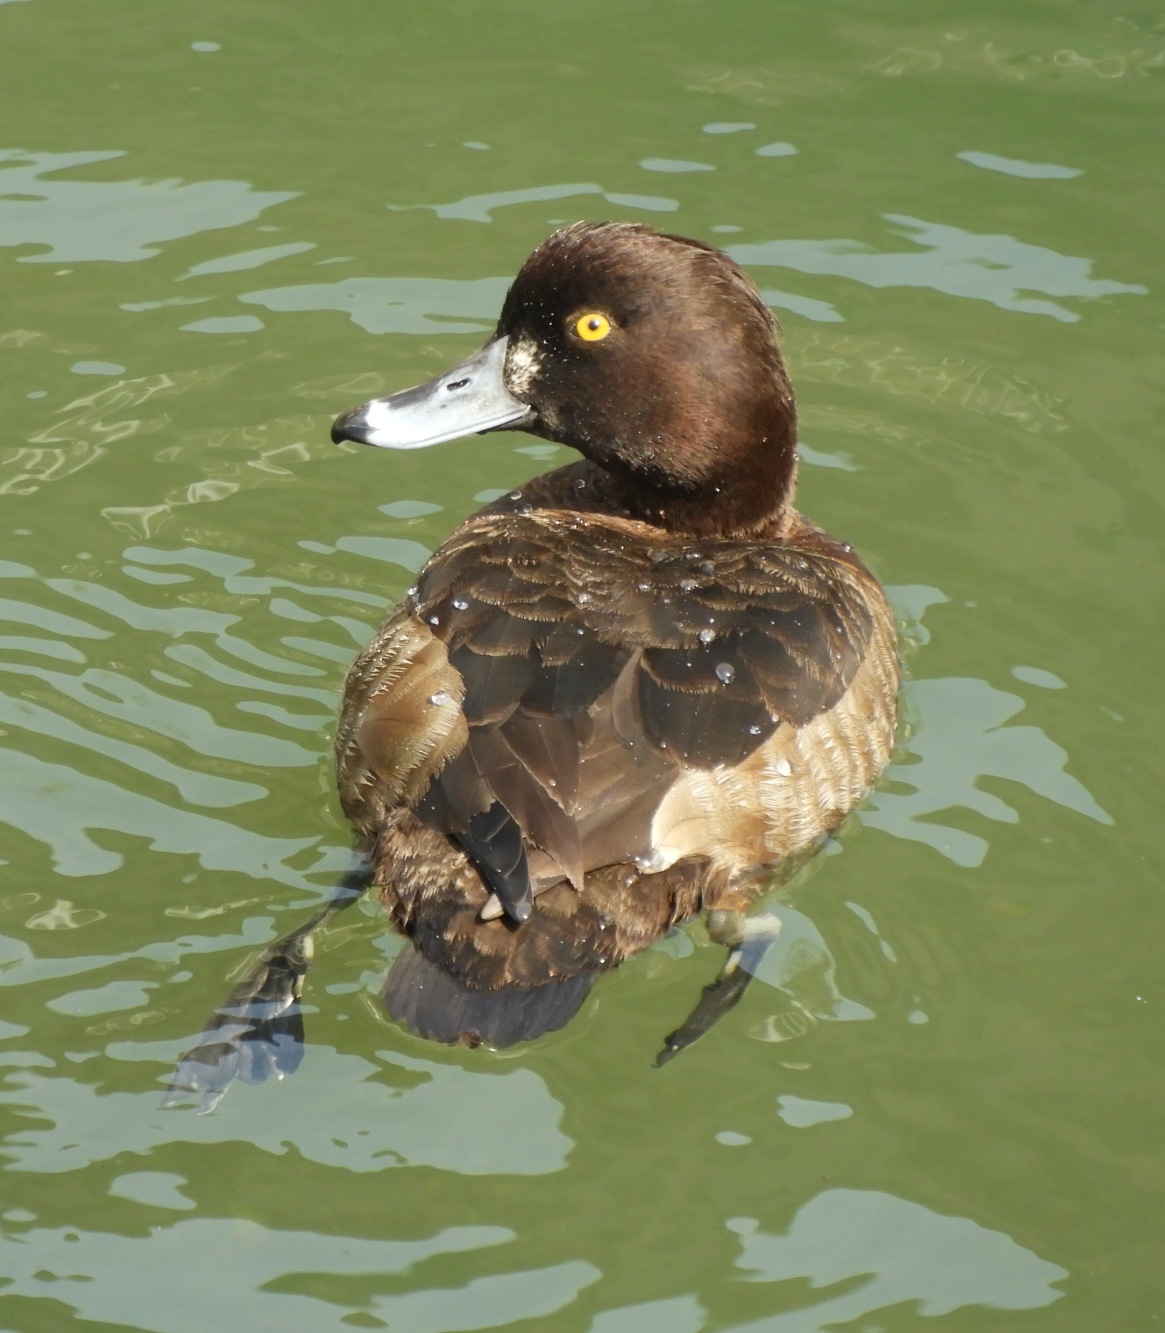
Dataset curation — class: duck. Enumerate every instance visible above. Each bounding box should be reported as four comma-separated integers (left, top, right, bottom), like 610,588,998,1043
168,222,898,1108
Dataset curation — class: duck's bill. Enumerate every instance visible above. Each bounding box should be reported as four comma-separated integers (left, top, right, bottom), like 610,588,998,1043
330,336,534,450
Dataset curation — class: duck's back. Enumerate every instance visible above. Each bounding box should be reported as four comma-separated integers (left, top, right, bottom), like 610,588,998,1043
335,463,898,1046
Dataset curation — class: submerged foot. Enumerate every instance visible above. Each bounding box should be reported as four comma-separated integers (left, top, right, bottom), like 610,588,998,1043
655,910,783,1066
164,853,372,1112
163,928,314,1113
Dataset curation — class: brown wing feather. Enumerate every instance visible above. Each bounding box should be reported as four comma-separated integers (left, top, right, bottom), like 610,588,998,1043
419,510,872,742
335,614,468,838
337,503,882,995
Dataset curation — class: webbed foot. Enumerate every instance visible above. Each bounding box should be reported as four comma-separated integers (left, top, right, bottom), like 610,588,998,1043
164,929,313,1112
655,910,783,1066
164,853,372,1112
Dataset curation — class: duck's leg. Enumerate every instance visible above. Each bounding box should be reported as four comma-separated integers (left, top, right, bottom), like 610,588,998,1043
164,848,374,1112
654,908,783,1066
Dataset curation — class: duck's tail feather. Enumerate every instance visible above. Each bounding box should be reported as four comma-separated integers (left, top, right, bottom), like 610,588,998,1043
381,945,597,1047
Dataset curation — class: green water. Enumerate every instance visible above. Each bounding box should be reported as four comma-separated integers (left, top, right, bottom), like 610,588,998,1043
1,1,1162,1328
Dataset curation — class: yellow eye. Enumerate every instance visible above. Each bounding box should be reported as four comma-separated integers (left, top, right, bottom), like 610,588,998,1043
574,312,612,342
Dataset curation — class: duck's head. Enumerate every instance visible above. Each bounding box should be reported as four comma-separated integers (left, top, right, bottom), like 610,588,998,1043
332,222,798,536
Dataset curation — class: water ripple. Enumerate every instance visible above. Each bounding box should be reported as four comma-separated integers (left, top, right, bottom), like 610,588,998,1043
1,749,318,880
0,1046,572,1176
387,181,679,223
730,216,1146,322
0,148,296,263
725,1190,1065,1327
866,676,1113,867
0,1214,541,1332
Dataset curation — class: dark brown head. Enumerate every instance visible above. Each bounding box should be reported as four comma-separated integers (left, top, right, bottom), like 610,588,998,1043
497,223,797,534
332,222,799,537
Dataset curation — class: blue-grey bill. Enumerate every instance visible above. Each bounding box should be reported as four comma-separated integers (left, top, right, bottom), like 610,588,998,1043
330,336,533,450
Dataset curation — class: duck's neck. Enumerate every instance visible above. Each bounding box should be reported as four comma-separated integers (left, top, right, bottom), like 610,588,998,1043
615,453,798,540
598,414,800,539
521,449,796,543
576,357,801,538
